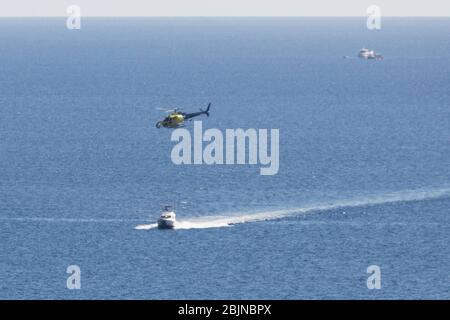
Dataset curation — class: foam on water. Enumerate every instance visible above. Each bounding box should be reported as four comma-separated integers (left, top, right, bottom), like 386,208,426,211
134,223,158,230
1,187,449,229
135,186,450,230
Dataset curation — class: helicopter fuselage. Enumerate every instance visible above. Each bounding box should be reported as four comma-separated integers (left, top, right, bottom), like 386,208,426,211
160,113,185,128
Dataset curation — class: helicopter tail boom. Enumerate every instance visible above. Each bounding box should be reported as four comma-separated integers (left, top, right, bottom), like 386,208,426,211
184,103,212,120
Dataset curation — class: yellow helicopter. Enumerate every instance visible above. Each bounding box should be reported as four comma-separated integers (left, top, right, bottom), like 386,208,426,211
156,103,211,128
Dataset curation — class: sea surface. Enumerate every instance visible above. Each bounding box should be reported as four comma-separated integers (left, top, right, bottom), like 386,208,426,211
0,17,449,299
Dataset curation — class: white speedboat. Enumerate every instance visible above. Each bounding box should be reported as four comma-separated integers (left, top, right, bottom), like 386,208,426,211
157,206,176,229
358,48,383,60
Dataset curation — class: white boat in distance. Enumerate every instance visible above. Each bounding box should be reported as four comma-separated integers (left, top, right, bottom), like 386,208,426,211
157,206,176,229
358,48,383,60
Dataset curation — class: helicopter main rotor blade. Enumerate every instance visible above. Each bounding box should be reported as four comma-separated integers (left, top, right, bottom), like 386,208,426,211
156,108,177,113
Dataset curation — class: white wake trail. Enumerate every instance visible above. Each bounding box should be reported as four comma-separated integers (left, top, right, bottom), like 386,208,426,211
135,186,450,230
2,187,448,229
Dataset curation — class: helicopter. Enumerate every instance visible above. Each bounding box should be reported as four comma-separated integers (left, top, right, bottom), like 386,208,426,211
155,103,211,128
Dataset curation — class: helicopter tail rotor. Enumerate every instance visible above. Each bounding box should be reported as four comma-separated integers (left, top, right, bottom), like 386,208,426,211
200,103,211,117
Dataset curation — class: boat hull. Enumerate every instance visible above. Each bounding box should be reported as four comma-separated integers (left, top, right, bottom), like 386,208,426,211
157,219,175,229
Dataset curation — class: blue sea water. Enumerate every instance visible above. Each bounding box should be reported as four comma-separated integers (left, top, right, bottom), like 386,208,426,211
0,17,449,299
